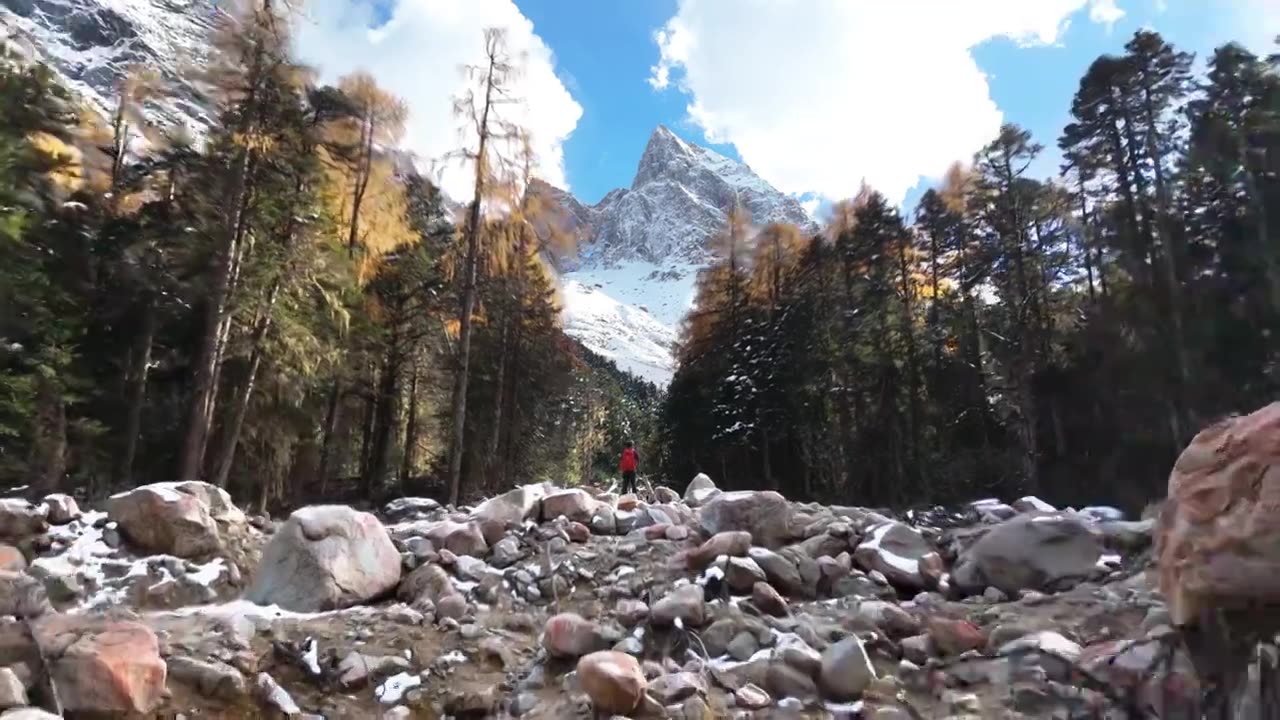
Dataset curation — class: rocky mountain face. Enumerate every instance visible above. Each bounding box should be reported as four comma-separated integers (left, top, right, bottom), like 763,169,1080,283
552,126,818,384
0,473,1195,718
561,125,817,268
1,0,216,133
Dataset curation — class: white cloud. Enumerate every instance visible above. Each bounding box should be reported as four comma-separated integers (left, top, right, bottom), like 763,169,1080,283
1089,0,1126,28
800,197,820,221
649,0,1125,203
1231,0,1280,55
292,0,583,202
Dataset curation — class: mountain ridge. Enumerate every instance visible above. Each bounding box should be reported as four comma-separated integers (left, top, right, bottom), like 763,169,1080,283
539,124,817,270
551,124,819,386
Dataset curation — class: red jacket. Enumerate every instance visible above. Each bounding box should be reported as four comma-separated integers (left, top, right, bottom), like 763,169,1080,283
620,447,638,473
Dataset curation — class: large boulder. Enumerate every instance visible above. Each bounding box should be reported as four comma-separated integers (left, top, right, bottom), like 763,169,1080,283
0,500,46,539
651,584,706,627
852,522,944,590
698,491,793,549
0,545,24,573
684,473,720,507
382,497,441,522
470,483,550,526
588,505,617,535
0,570,51,618
725,556,768,593
1096,519,1155,551
952,513,1101,596
818,635,876,701
686,531,752,570
748,547,804,596
540,489,600,524
397,563,466,617
32,615,167,714
246,505,401,611
577,651,647,715
1012,496,1057,514
392,520,488,558
1157,403,1280,625
106,481,246,559
40,494,80,525
927,617,987,656
543,613,608,658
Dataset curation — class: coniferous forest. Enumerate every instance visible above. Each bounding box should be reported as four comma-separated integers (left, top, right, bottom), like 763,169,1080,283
663,32,1280,513
0,9,658,510
2,7,1277,517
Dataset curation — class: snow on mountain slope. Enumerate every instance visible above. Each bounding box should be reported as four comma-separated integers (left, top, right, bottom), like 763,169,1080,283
565,260,700,330
1,0,217,134
553,125,817,386
561,275,679,386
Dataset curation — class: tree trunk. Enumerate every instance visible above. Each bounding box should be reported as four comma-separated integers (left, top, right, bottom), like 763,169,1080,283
929,224,942,368
177,40,266,480
1241,151,1280,314
897,239,925,496
25,375,66,496
359,365,380,490
759,425,774,491
1075,178,1098,304
346,114,375,256
1049,395,1067,459
211,278,280,489
366,332,402,498
487,316,509,478
1106,111,1148,283
446,50,499,506
118,295,155,488
178,148,257,480
317,378,343,496
1000,142,1039,495
499,325,524,488
1141,84,1192,435
400,360,419,486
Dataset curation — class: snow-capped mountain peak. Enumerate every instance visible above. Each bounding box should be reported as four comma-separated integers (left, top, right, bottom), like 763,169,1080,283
557,124,819,385
577,124,816,270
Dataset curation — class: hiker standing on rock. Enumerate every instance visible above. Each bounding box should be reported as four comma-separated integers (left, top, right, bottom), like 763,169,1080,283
620,441,639,495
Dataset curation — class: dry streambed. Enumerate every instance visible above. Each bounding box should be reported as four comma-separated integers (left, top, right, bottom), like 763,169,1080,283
0,476,1174,719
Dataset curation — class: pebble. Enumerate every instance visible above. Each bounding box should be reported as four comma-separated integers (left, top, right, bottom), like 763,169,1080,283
734,683,771,709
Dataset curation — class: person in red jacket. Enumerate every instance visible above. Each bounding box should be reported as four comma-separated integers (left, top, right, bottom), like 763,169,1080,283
620,441,639,495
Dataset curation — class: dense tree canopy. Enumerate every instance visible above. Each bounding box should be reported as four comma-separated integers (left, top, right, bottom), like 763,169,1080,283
663,32,1280,513
0,9,659,509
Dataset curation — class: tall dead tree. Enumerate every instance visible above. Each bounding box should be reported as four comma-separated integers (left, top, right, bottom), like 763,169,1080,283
445,27,521,506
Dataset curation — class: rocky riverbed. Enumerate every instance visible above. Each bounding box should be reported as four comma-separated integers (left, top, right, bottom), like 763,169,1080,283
0,476,1183,719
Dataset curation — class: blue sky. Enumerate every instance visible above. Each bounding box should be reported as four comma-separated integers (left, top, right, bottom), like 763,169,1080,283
519,0,1278,209
297,1,1278,210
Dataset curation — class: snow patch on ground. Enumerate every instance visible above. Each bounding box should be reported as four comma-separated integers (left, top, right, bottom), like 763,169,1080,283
29,510,232,611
